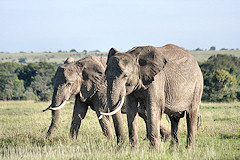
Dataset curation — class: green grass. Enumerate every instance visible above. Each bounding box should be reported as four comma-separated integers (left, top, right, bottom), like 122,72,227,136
0,101,240,159
0,51,106,64
189,50,240,62
1,50,240,64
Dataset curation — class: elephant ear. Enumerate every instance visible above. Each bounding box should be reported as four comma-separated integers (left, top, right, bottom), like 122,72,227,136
76,56,105,102
107,48,119,64
130,46,167,87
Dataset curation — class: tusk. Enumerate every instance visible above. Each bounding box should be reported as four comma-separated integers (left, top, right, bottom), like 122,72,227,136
100,96,125,116
98,102,108,120
51,101,67,110
42,105,52,112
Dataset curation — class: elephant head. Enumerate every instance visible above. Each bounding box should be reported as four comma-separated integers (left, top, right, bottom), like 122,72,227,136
101,46,167,116
44,56,106,137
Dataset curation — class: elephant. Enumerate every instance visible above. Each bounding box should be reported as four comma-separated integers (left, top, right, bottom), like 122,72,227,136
101,44,203,149
43,56,114,139
43,56,171,141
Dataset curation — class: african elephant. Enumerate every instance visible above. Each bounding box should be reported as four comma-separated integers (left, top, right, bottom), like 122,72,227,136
43,56,170,141
43,56,114,139
101,44,203,149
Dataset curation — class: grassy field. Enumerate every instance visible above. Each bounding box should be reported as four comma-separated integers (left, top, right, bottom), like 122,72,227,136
0,101,239,159
0,49,240,64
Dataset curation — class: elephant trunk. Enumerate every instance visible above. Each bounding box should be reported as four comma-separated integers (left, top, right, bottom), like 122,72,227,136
46,110,61,138
104,79,126,144
43,87,67,112
100,96,125,117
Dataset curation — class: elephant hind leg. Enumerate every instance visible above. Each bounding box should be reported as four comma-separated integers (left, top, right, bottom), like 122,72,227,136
138,107,149,140
186,106,199,148
169,115,181,146
186,84,201,148
160,122,171,142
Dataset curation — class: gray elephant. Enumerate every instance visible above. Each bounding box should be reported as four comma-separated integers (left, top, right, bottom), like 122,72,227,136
43,56,171,141
101,44,203,149
43,56,114,139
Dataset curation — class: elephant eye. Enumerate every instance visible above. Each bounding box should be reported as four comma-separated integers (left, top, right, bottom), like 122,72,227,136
123,73,129,78
139,59,147,66
126,83,131,86
67,82,73,86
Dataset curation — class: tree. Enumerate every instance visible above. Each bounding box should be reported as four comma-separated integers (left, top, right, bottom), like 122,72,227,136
70,49,77,52
195,48,203,51
0,73,24,100
203,69,237,102
200,54,240,102
209,46,216,51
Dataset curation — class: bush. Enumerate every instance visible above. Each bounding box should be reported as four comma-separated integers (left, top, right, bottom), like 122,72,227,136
39,93,51,101
21,94,28,100
200,55,240,102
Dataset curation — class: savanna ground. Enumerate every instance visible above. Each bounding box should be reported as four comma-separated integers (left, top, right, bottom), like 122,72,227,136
1,49,240,64
0,101,239,160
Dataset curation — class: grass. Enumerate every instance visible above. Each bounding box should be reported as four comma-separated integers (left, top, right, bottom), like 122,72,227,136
0,101,240,159
0,51,106,64
1,50,240,64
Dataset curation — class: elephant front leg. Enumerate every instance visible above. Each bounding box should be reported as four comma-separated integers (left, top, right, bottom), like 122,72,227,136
112,111,125,144
147,105,161,149
97,114,114,139
127,95,139,148
70,94,88,139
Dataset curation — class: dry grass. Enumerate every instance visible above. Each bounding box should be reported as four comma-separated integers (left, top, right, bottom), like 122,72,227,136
0,101,240,159
1,50,240,64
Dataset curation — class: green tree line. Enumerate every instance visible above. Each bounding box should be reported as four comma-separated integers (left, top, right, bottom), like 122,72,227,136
0,62,57,101
0,54,240,102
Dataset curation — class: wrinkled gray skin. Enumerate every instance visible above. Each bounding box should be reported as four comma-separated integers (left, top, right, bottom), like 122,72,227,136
46,56,171,141
105,44,203,149
46,56,114,139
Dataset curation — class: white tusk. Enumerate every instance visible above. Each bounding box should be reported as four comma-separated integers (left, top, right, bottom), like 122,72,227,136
100,96,125,116
98,103,108,120
51,101,67,110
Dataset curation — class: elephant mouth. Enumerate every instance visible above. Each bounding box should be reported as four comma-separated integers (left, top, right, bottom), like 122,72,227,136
99,96,125,119
42,101,67,112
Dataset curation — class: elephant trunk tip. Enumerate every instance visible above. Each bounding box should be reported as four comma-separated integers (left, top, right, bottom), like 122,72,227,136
42,105,52,112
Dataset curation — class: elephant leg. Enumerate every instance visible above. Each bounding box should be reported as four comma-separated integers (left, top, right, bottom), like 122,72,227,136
169,115,181,146
138,105,171,142
147,105,161,149
160,122,171,142
96,114,114,139
127,95,139,148
138,106,149,140
112,111,125,144
186,106,199,148
70,95,88,139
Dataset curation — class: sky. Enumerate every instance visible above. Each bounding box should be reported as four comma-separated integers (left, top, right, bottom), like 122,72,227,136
0,0,239,52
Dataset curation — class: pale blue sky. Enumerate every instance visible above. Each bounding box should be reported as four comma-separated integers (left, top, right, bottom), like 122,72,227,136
0,0,239,52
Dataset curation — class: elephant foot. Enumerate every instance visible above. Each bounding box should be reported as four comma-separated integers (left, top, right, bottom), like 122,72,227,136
161,133,171,142
169,139,180,150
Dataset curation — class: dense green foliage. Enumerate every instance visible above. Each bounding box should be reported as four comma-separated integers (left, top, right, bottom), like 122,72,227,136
200,54,240,102
0,62,57,101
1,53,240,102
